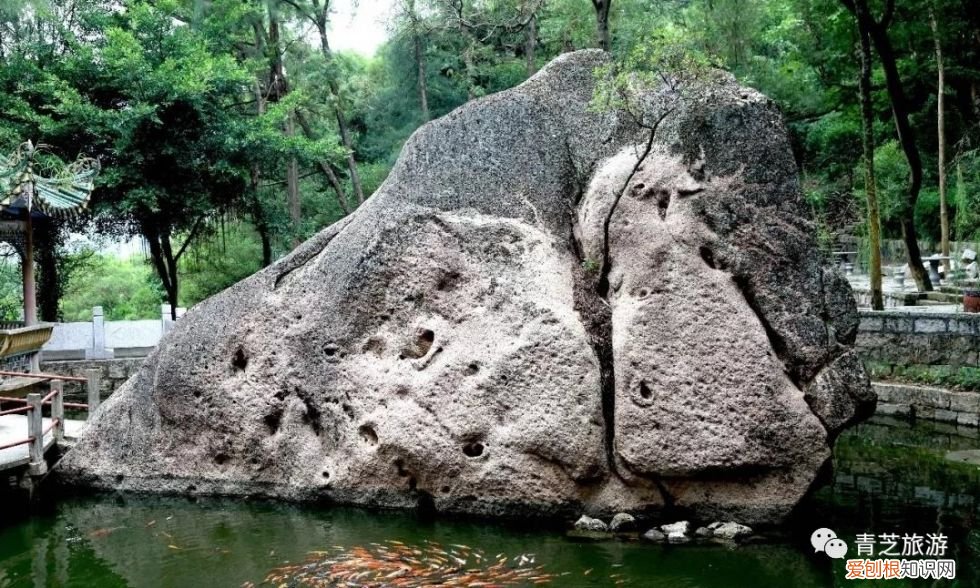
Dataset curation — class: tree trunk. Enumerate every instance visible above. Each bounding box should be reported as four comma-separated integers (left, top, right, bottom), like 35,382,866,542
315,17,365,204
414,34,429,120
954,157,966,240
930,10,950,274
848,0,932,291
267,5,287,101
525,13,537,76
34,218,62,322
463,43,477,100
858,24,883,310
592,0,611,51
407,0,430,121
286,112,302,249
251,79,273,267
142,223,179,321
295,109,352,214
159,227,180,320
251,179,274,267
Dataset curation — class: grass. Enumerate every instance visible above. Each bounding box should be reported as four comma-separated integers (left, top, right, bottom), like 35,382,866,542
866,361,980,392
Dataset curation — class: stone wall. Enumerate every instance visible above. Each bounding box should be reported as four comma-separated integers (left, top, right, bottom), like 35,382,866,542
874,382,980,427
40,358,142,404
856,310,980,369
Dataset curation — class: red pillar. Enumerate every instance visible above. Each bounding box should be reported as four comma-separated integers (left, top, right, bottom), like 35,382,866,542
22,209,36,326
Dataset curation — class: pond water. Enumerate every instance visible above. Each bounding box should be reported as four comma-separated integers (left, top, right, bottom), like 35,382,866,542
1,416,978,587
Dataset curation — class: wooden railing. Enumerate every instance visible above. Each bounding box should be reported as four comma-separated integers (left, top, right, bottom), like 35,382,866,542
0,370,97,476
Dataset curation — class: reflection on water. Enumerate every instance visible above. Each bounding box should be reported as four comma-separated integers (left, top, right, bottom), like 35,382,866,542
0,416,977,587
802,416,980,587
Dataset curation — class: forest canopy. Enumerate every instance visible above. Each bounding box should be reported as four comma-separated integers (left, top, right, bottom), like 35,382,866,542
0,0,977,319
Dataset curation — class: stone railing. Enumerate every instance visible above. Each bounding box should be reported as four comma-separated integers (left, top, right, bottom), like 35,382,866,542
40,305,184,361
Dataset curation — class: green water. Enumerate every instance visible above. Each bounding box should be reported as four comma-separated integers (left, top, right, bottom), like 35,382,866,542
1,416,978,587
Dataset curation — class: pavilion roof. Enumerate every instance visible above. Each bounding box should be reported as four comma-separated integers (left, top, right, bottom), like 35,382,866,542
0,141,100,219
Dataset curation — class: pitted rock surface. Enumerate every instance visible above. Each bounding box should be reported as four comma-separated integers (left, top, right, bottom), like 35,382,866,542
59,50,873,524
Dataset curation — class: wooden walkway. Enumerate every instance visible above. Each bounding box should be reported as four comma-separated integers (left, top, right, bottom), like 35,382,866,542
0,414,86,470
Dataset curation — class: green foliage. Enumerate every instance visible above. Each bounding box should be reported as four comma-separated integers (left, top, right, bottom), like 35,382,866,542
60,252,163,320
871,141,912,227
178,221,263,305
0,257,23,322
954,149,980,241
867,361,980,393
591,23,716,123
2,0,980,314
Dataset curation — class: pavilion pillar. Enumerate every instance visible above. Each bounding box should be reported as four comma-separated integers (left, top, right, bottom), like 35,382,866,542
22,210,37,326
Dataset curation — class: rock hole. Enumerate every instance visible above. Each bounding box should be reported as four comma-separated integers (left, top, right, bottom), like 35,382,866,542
699,246,717,269
417,491,436,518
321,471,330,480
264,410,282,434
655,189,671,220
342,404,355,420
359,425,379,445
462,442,485,458
114,474,124,484
232,348,248,371
637,288,649,299
394,458,411,477
301,397,323,436
362,337,385,356
401,328,436,359
324,345,339,357
464,362,479,376
186,484,197,493
639,381,653,400
440,485,450,494
436,270,461,291
193,390,202,399
214,453,229,465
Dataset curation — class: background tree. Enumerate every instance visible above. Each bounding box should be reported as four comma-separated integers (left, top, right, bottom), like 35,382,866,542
842,0,931,290
930,9,949,274
857,17,883,309
591,0,611,50
3,0,980,317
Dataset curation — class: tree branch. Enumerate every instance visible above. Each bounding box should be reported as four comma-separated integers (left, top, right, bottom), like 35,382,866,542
174,216,206,262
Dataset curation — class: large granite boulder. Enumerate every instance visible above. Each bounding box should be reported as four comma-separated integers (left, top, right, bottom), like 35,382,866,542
59,50,873,524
